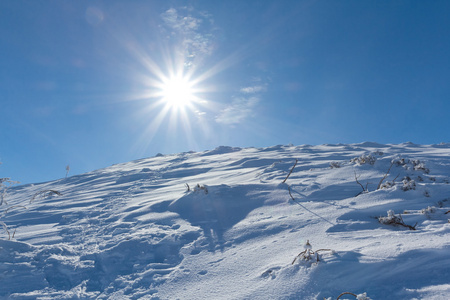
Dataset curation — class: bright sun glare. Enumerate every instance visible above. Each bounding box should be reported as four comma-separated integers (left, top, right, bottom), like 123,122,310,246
161,75,194,108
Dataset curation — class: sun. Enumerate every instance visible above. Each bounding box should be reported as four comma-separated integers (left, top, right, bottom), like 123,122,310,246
161,75,195,108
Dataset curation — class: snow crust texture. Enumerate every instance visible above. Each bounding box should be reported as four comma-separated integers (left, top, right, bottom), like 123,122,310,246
1,143,450,299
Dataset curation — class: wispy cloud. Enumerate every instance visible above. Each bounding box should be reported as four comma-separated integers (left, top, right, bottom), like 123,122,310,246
216,82,268,125
160,7,216,69
159,7,268,126
215,96,260,125
240,85,267,94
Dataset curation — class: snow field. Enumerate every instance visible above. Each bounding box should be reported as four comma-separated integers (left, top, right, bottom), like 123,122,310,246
1,143,450,299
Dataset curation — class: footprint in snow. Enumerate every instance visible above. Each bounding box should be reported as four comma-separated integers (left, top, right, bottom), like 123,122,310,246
261,266,282,279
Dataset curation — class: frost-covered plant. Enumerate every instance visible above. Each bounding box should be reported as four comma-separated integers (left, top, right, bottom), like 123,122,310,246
351,154,377,165
190,184,208,194
437,198,449,208
330,161,341,169
378,210,417,230
392,157,430,174
411,160,429,174
325,292,372,300
0,221,15,240
30,190,62,204
379,180,396,189
401,176,416,191
291,240,333,265
1,177,19,206
355,293,371,300
0,165,19,240
421,206,436,215
392,157,409,167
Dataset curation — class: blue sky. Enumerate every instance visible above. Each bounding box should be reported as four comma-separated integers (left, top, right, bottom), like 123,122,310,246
1,0,449,184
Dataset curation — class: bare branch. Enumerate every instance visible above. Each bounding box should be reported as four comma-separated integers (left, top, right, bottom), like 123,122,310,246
30,190,62,204
282,159,298,184
336,292,358,300
291,250,307,264
377,161,394,190
288,186,295,201
355,171,364,190
0,221,10,240
3,205,27,215
316,249,333,253
354,171,367,196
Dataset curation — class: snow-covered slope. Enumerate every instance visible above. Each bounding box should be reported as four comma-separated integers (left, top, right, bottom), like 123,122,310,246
1,143,450,299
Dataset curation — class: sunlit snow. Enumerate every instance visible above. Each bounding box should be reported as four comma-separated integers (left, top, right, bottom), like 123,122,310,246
1,143,450,299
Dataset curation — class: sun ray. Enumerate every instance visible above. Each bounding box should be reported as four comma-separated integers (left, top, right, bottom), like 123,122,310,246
132,102,171,154
118,33,226,156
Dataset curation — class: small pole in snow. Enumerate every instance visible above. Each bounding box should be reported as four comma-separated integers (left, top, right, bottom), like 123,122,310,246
65,165,70,179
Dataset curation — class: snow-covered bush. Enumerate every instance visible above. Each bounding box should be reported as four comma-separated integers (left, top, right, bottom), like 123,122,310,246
355,293,372,300
185,183,209,194
373,150,384,156
1,177,19,206
193,184,208,194
392,157,430,174
392,157,409,167
291,240,333,265
401,176,416,191
330,161,341,169
379,180,395,190
421,206,436,215
351,154,377,165
378,210,417,230
0,167,20,240
411,160,429,174
379,210,399,225
326,291,372,300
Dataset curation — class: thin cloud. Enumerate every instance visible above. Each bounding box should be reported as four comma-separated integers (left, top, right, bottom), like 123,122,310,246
240,85,267,94
215,96,260,125
161,8,201,32
160,7,216,68
216,80,268,125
